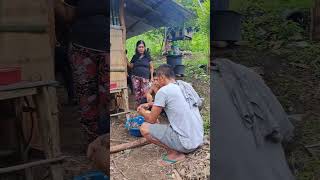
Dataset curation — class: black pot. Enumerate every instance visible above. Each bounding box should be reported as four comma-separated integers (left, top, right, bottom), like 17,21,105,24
213,0,229,11
166,55,182,68
174,65,185,75
211,10,242,41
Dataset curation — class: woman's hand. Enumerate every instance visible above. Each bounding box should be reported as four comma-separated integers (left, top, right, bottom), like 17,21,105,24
127,63,134,69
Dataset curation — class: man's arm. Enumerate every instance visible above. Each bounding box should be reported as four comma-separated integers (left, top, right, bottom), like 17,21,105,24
138,105,162,124
145,88,154,103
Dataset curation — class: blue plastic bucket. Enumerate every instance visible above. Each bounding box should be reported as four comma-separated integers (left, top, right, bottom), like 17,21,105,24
73,171,109,180
125,116,145,137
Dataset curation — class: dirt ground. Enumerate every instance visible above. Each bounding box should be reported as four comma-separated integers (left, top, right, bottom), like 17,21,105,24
110,89,210,180
56,87,94,179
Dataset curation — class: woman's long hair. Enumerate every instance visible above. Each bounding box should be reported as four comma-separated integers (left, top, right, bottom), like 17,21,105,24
134,40,150,58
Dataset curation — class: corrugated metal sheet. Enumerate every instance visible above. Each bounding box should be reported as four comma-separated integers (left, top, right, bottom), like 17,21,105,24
125,0,195,38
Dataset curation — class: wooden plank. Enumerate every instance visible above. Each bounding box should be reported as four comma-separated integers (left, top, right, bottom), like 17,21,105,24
110,111,129,117
0,80,59,91
0,0,55,81
0,88,37,100
0,33,54,81
110,71,127,88
120,0,126,46
0,156,65,174
21,96,43,151
14,98,33,180
110,138,149,153
122,88,129,113
35,86,63,180
110,66,126,72
47,86,61,156
46,0,56,53
0,0,48,25
0,24,47,33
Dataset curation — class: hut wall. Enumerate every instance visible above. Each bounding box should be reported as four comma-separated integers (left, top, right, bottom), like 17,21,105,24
0,0,55,81
110,27,127,89
0,0,56,150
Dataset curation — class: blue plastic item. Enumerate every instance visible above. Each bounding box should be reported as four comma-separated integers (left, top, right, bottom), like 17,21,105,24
125,116,145,137
73,171,109,180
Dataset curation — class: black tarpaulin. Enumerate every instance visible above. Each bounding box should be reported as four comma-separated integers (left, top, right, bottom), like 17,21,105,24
211,58,295,180
124,0,195,38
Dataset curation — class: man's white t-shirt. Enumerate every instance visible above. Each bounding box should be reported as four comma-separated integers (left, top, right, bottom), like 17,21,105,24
154,83,204,149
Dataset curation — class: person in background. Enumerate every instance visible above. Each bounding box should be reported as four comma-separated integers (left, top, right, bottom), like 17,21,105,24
128,40,154,108
137,64,204,166
140,72,160,104
54,0,108,141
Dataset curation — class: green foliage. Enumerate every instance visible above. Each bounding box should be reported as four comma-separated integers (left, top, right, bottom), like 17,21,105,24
239,0,304,50
126,0,210,59
230,0,313,11
126,28,165,60
184,55,209,82
281,43,320,77
177,0,210,54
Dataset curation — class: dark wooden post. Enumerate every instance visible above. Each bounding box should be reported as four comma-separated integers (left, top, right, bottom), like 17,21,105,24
311,0,320,40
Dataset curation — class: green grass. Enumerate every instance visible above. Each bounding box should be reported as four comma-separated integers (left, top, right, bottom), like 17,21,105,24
230,0,313,11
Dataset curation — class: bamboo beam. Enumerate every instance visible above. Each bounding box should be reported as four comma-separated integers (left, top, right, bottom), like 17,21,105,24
0,156,65,174
110,67,126,72
110,138,149,153
0,24,47,33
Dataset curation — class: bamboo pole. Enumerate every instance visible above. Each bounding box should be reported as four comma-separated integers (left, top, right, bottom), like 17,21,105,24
0,156,65,174
110,138,149,153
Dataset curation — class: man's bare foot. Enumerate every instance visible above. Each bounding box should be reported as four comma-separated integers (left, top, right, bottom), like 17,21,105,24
158,151,185,166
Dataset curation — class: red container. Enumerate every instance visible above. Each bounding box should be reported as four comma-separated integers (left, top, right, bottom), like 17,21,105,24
0,66,22,85
110,82,117,90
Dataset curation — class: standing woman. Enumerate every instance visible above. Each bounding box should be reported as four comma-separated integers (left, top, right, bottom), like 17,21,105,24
128,40,154,107
54,0,109,142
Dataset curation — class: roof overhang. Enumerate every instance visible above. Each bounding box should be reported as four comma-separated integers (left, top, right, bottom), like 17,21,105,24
124,0,195,38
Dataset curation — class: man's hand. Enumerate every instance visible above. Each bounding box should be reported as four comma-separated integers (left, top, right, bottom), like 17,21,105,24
138,105,162,124
137,105,146,114
138,102,152,110
87,134,110,175
146,94,153,103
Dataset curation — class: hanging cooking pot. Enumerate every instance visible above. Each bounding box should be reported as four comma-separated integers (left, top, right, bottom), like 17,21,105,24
174,65,185,76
